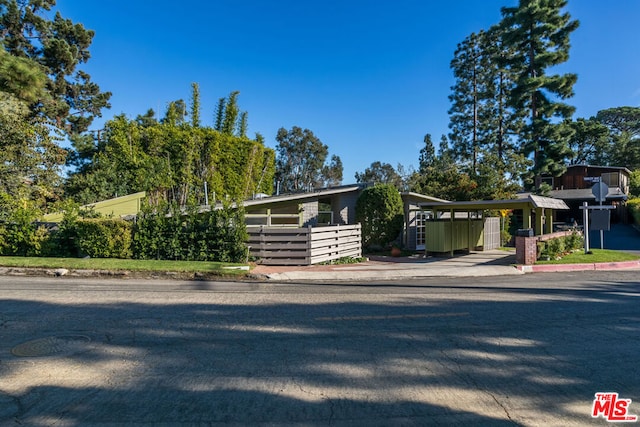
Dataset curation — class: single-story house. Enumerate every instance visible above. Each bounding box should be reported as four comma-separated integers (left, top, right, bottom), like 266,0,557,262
40,185,569,263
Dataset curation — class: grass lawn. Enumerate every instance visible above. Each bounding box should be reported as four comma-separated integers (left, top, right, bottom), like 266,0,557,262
536,249,640,265
0,256,249,276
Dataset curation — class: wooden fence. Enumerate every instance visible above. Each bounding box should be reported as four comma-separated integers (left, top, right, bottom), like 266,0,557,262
247,224,362,265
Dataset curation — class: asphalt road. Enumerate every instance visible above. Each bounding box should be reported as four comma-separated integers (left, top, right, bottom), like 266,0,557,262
1,272,640,426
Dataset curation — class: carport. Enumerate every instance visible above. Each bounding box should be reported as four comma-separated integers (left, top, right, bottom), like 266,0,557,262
417,195,570,256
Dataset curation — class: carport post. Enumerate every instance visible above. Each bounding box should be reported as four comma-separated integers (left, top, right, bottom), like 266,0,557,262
545,208,553,234
468,211,472,253
535,208,544,236
522,206,532,230
450,208,454,257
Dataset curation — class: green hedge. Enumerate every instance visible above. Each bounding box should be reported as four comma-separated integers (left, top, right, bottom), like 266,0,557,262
76,219,133,258
0,202,248,263
132,202,248,262
355,184,404,250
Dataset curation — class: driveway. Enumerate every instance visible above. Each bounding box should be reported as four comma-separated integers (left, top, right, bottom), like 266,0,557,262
589,223,640,254
252,250,521,281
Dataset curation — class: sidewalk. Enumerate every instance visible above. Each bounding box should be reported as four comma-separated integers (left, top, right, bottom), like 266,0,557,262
252,224,640,281
251,249,640,281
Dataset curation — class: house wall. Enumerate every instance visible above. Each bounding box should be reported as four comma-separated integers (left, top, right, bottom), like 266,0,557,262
332,192,359,225
301,201,319,227
551,166,629,192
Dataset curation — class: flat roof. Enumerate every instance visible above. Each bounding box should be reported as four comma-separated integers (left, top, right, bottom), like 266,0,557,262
566,164,632,174
550,187,628,201
417,195,569,211
401,192,450,204
237,185,363,209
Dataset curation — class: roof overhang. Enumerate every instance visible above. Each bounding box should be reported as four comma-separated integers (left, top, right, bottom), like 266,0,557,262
417,195,569,211
550,188,628,201
401,192,450,205
234,185,363,209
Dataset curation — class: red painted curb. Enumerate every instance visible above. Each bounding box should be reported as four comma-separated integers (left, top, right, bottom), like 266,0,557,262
516,260,640,273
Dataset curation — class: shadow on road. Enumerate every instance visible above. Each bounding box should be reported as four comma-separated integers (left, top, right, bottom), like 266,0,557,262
2,276,640,425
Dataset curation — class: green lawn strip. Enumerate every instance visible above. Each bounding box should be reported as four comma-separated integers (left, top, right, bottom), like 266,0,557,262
0,256,248,274
536,249,640,265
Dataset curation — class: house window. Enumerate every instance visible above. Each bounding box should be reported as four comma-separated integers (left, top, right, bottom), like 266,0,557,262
601,172,619,187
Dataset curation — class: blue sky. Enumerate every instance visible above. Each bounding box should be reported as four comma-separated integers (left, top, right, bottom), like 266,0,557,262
58,1,640,183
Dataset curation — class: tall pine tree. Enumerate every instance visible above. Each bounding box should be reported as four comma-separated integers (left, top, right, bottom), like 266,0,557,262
499,0,579,186
448,31,487,174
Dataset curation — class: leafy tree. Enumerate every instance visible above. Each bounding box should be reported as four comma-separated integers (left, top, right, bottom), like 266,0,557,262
0,93,66,206
418,134,436,173
321,155,343,187
0,0,111,134
355,184,404,250
355,161,403,189
135,108,158,128
65,89,275,205
596,107,640,136
629,170,640,197
595,107,640,169
162,99,187,126
275,126,341,193
499,0,579,185
410,135,477,201
566,117,610,165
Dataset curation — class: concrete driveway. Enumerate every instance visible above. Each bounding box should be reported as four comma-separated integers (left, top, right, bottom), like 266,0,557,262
589,223,640,254
252,250,522,281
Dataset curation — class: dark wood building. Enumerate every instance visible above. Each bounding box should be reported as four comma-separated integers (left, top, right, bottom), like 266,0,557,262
538,165,631,224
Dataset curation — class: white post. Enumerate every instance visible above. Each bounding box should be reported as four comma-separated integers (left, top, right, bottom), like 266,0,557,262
599,198,604,250
582,201,590,253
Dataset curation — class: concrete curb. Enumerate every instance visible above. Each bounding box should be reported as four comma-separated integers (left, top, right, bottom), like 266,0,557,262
0,267,249,281
516,260,640,273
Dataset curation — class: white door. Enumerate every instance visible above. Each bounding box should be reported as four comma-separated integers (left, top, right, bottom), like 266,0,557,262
416,211,427,250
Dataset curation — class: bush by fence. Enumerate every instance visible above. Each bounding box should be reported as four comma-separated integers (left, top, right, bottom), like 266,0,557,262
0,201,248,263
76,219,133,259
133,202,248,262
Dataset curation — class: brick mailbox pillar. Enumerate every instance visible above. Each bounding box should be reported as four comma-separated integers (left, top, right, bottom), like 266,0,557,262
515,229,536,265
515,236,538,265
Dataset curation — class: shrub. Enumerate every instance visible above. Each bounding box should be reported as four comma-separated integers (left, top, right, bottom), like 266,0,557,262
355,184,404,250
564,231,583,251
133,201,248,262
628,198,640,225
545,237,565,259
0,200,47,256
75,219,133,258
537,232,583,260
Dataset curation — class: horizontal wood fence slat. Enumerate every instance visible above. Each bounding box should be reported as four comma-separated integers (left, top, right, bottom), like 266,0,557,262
247,224,362,265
